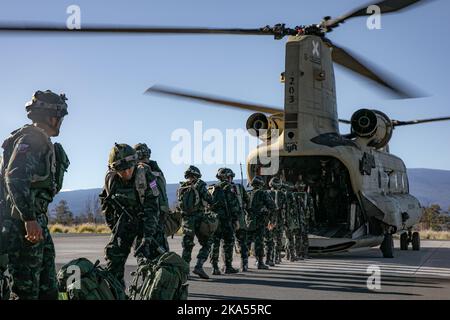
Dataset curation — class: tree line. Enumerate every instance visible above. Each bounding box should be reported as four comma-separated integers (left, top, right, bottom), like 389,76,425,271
48,195,105,225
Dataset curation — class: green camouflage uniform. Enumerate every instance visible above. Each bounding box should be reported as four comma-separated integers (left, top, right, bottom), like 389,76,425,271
293,191,309,258
268,188,287,264
232,182,249,268
246,186,276,265
284,187,300,261
209,180,240,270
0,124,69,299
100,163,166,286
178,178,213,264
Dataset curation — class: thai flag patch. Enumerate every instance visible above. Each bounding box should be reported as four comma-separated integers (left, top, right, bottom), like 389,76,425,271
149,180,157,189
17,143,30,153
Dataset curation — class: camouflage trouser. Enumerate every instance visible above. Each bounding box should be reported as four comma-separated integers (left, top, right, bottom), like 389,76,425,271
235,229,248,264
210,219,235,268
6,214,58,300
105,218,166,287
181,213,210,264
246,225,265,261
264,228,274,263
284,228,300,260
273,226,284,262
298,225,309,257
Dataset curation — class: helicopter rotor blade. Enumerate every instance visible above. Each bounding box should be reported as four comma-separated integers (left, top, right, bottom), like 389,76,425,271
0,23,269,36
392,116,450,127
145,85,283,114
324,0,432,30
330,41,420,99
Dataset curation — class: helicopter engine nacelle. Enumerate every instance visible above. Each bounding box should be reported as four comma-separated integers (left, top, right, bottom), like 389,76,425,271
246,113,282,141
351,109,393,149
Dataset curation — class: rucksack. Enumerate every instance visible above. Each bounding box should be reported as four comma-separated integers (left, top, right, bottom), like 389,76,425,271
177,182,201,214
57,258,127,300
129,252,189,300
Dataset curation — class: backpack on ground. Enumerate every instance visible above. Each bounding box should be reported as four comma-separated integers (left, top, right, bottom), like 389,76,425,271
57,258,127,300
129,252,189,300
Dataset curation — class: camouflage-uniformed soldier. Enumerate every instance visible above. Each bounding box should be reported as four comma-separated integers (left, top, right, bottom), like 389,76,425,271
0,90,70,299
294,182,309,260
177,165,213,279
134,143,170,216
246,176,276,270
209,168,240,275
99,144,166,287
231,176,250,271
284,182,300,262
267,177,287,265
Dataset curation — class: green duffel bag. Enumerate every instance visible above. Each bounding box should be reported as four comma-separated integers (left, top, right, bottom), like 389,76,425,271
57,257,126,300
129,252,189,300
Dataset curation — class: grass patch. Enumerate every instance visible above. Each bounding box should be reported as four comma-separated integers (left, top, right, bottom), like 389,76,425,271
49,223,110,234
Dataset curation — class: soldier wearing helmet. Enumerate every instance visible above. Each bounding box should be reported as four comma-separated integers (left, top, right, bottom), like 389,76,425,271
284,181,301,261
0,90,70,299
245,176,276,270
134,143,170,239
230,171,250,272
99,143,167,287
266,177,287,265
208,168,241,275
294,180,311,260
176,165,213,279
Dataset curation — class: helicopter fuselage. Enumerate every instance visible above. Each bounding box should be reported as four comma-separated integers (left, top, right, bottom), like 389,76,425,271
246,35,422,254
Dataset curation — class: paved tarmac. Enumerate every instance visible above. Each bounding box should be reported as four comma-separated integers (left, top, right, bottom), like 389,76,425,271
53,234,450,300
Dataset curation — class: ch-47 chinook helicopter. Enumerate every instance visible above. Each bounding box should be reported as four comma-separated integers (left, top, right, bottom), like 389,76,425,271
1,0,448,258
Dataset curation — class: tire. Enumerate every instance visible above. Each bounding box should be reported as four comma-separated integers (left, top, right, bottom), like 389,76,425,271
400,232,409,251
412,232,421,251
381,233,394,258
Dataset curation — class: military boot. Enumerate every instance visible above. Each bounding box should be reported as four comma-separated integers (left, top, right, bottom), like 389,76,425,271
193,259,210,280
241,260,249,272
224,264,239,274
265,258,275,267
256,258,269,270
212,262,221,275
289,252,296,262
275,253,282,264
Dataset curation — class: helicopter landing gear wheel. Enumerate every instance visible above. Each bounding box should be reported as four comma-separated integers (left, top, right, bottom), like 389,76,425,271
400,232,409,250
381,233,394,258
412,232,421,251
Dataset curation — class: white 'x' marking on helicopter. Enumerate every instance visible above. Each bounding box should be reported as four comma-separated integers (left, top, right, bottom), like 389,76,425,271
312,41,320,57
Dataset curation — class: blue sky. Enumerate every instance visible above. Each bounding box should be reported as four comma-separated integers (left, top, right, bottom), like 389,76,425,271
0,0,449,190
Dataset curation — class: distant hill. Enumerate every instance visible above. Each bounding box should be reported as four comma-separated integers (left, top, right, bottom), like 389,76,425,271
407,168,450,211
50,169,450,216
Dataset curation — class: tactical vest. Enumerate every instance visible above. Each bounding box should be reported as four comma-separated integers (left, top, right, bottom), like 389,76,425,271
0,125,69,219
105,164,160,215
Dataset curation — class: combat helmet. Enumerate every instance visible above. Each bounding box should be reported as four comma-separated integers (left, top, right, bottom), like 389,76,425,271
134,143,151,162
108,143,137,171
269,177,282,189
25,90,68,120
250,176,265,188
216,168,235,181
184,165,202,179
295,181,307,192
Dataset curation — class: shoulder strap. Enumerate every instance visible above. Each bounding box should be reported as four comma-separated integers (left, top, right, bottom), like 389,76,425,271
135,164,148,205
